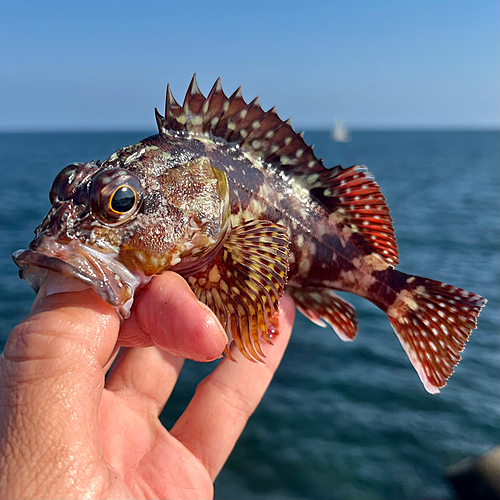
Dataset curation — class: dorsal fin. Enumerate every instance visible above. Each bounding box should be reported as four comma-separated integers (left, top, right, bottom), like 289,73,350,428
155,77,399,266
155,75,326,175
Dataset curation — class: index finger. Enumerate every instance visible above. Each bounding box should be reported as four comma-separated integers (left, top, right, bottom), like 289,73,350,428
118,271,228,362
170,293,296,480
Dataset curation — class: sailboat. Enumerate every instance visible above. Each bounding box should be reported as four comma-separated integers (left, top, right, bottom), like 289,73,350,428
331,117,352,143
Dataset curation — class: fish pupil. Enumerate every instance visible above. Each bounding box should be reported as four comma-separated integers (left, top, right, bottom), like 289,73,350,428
111,186,136,213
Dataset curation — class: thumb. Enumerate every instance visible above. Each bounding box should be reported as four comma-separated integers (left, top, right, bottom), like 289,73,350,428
5,272,119,383
0,272,119,476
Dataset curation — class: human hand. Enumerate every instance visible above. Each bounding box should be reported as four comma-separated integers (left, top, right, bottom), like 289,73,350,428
0,271,295,499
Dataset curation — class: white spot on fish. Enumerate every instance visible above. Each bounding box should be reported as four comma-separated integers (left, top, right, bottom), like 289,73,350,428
209,265,221,284
298,257,312,275
191,115,203,126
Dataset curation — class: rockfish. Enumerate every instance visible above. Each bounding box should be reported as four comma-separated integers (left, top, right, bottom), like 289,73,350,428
13,76,487,393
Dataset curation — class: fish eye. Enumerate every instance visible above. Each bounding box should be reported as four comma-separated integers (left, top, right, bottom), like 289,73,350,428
90,169,142,224
49,163,87,204
109,185,137,214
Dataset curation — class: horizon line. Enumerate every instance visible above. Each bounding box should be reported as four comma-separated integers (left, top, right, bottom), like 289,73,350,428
1,125,498,134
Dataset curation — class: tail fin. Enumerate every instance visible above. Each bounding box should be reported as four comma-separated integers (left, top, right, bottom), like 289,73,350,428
387,275,486,393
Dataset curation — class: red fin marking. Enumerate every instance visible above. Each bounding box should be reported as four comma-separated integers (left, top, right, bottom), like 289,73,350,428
221,97,258,144
238,106,282,155
212,87,247,141
225,96,264,143
199,77,226,130
265,310,280,343
289,287,358,341
183,74,206,118
387,276,487,393
310,165,398,266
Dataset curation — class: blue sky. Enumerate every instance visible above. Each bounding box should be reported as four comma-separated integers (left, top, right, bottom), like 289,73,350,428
1,0,498,131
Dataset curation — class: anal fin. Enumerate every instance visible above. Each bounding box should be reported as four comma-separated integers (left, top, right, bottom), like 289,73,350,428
187,220,290,362
288,286,358,341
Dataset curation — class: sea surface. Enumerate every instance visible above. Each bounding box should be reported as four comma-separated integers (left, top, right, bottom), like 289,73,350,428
0,130,498,499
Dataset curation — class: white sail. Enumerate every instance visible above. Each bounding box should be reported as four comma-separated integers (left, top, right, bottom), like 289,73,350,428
331,118,352,143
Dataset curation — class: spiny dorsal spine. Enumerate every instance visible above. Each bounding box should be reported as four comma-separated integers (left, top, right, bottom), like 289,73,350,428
155,74,326,176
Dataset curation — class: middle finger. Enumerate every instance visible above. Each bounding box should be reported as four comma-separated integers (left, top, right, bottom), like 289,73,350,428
105,346,184,416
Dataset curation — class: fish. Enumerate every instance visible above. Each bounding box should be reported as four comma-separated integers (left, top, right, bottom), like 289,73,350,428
13,75,487,394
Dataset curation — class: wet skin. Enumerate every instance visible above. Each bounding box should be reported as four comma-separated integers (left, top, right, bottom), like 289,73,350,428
0,272,295,499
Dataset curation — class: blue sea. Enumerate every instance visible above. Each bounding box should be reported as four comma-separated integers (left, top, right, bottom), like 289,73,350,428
0,130,498,499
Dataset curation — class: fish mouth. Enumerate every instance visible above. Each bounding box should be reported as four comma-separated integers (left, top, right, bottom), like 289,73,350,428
13,241,144,319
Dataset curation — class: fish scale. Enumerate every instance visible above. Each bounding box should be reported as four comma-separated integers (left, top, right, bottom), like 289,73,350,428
13,75,486,394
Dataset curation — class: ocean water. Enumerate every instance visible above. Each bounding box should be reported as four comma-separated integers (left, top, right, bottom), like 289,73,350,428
0,130,498,499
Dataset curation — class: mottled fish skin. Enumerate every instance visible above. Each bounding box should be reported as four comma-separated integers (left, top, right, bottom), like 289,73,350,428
13,75,487,394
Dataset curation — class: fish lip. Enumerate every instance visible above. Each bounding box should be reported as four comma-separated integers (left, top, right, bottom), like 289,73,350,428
13,248,120,305
12,244,143,317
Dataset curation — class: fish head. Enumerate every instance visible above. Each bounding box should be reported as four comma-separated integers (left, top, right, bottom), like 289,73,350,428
13,137,231,318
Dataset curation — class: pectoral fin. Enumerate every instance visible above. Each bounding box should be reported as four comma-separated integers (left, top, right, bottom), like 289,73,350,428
187,220,290,362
